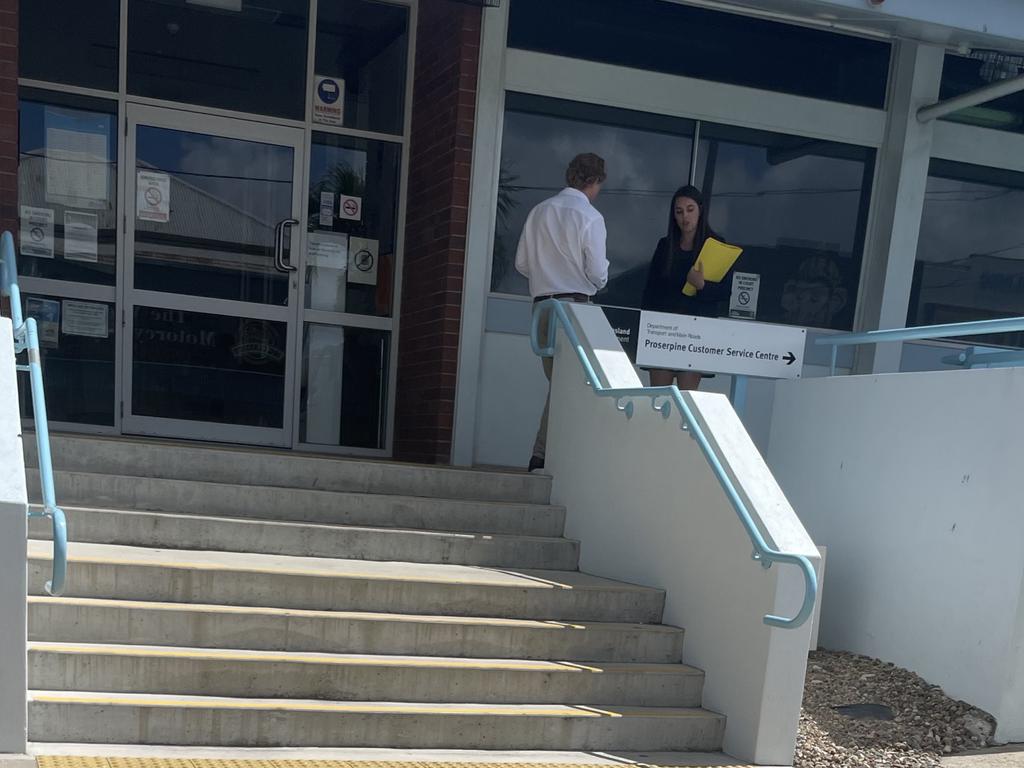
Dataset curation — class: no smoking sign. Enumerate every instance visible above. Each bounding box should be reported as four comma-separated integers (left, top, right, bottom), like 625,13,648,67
338,195,362,222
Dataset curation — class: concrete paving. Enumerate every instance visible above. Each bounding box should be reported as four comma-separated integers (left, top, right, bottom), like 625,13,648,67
942,745,1024,767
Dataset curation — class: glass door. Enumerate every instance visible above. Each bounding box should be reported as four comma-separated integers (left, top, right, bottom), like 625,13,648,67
121,105,306,446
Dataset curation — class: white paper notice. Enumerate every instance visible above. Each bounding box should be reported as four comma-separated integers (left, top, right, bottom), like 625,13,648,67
313,75,345,126
307,231,349,270
61,300,108,338
20,206,54,259
136,171,171,223
45,127,109,209
348,237,379,286
729,272,761,320
26,297,60,349
319,191,335,227
338,195,362,222
64,211,99,263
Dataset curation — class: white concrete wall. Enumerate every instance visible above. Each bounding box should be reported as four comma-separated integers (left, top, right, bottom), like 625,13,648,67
767,367,1024,742
544,304,819,765
0,317,28,755
473,329,841,469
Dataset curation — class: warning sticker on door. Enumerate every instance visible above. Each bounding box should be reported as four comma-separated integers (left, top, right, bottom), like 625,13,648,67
348,237,379,285
338,195,362,222
137,171,170,223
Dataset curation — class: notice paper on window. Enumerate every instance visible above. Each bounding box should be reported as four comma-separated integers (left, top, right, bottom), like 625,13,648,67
61,299,108,338
26,297,60,348
64,211,99,262
45,126,110,210
307,231,348,270
682,238,743,297
20,206,55,259
348,237,379,285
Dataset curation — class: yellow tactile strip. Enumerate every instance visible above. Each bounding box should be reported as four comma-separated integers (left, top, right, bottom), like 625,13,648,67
35,761,743,768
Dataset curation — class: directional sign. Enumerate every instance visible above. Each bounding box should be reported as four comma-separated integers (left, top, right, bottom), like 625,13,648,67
636,311,805,379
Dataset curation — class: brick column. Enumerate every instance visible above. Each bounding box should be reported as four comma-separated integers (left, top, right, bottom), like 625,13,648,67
395,0,481,464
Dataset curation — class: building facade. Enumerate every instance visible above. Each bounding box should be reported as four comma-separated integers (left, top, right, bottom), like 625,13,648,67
9,0,1024,465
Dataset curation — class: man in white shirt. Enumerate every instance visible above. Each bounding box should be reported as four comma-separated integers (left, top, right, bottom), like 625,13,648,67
515,152,609,472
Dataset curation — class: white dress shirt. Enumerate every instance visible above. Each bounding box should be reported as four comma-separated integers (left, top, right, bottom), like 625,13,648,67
514,187,609,298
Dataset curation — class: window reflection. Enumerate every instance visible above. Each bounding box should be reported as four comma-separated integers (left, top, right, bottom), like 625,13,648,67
132,306,287,427
128,0,309,119
300,323,388,449
18,93,119,286
18,294,116,426
134,126,294,305
315,0,409,135
306,132,401,317
492,94,695,302
695,125,874,331
492,94,875,331
20,0,120,91
909,160,1024,347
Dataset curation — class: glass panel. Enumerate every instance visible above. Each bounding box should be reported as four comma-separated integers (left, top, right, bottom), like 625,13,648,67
300,323,388,449
134,125,294,305
17,294,116,426
508,0,890,109
940,52,1024,134
315,0,409,135
132,306,287,427
306,132,401,316
128,0,309,119
20,0,120,91
908,160,1024,348
493,93,694,306
693,123,875,331
18,92,118,286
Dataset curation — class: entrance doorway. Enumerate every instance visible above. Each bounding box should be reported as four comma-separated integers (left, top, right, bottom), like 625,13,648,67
121,105,305,446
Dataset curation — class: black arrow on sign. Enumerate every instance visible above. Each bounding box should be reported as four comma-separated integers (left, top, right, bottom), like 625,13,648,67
783,352,796,365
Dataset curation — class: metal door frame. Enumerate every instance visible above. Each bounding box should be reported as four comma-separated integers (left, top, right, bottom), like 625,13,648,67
119,103,307,447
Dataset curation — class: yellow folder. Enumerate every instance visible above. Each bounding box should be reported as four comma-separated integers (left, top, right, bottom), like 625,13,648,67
682,238,743,296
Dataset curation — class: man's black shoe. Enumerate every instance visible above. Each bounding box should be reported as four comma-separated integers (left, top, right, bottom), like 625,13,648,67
528,455,545,472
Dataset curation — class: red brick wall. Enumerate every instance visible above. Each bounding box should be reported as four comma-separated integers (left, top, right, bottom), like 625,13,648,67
395,0,481,464
0,0,15,236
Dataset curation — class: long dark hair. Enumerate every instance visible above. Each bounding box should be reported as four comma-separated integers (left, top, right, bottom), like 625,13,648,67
664,185,716,275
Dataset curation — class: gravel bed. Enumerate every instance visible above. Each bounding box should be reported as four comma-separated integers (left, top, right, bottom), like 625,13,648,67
796,650,996,768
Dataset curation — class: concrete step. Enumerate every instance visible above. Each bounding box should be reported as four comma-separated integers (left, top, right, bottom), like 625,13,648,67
29,470,565,538
28,541,665,623
29,597,684,663
30,433,550,504
27,691,726,750
28,642,705,707
28,507,580,570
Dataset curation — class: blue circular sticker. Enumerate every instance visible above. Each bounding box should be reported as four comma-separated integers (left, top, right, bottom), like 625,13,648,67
317,78,341,105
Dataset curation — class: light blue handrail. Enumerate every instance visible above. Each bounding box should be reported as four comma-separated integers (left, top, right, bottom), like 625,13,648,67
532,300,817,629
1,231,67,596
815,316,1024,375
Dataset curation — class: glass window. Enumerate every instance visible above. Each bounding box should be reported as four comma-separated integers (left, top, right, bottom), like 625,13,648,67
694,123,875,331
19,0,120,91
133,125,295,305
908,160,1024,348
508,0,890,109
306,132,401,317
132,306,287,427
18,91,119,286
300,323,389,449
18,294,116,426
315,0,409,135
939,52,1024,134
128,0,309,119
492,93,695,304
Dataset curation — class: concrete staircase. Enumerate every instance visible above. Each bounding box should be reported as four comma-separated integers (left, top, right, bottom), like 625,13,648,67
25,435,726,751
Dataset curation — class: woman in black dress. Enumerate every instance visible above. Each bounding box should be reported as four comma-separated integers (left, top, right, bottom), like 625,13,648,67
641,184,733,390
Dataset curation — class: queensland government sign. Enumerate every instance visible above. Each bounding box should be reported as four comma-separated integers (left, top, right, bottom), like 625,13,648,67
636,310,805,379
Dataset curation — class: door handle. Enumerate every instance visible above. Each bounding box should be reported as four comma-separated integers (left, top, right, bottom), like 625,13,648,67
277,218,299,273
